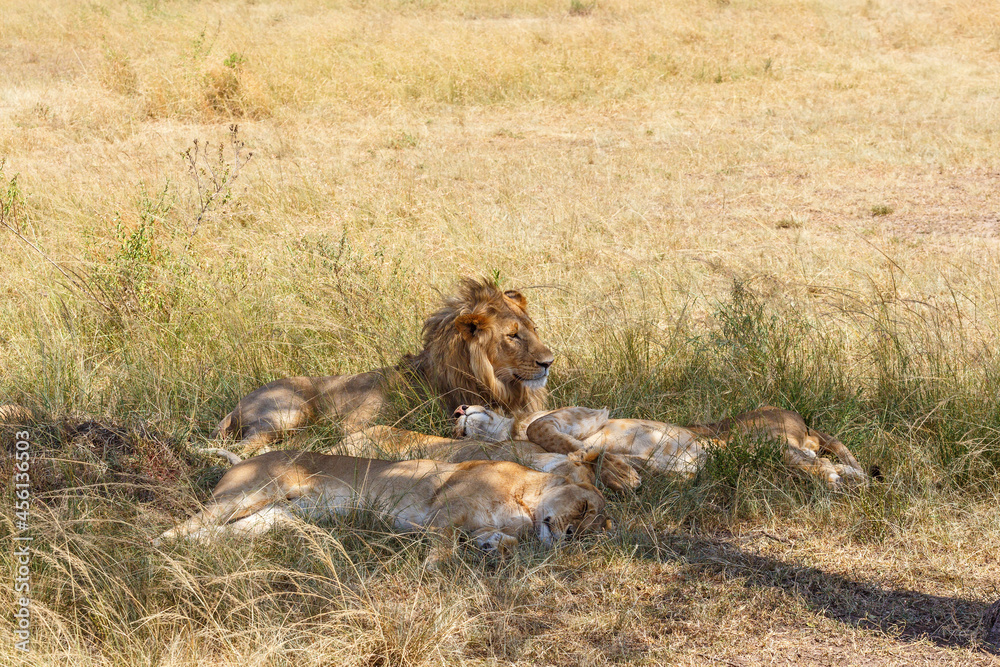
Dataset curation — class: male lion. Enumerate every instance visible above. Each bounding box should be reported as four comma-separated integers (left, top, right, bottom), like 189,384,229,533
454,404,868,490
211,278,554,454
156,451,610,567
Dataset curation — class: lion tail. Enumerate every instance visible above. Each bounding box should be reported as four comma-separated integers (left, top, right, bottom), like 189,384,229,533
199,447,243,466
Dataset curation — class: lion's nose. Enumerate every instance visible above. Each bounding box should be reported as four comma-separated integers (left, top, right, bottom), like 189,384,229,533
536,359,552,370
453,405,468,417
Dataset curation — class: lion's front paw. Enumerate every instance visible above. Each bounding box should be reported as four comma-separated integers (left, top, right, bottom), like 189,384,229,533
422,543,457,571
598,453,641,492
835,464,869,487
475,530,518,555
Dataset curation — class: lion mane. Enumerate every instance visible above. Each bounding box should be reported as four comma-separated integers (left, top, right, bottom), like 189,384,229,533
211,277,554,452
401,278,552,415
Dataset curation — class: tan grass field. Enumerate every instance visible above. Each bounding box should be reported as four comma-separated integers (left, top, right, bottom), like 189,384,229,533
2,0,1000,664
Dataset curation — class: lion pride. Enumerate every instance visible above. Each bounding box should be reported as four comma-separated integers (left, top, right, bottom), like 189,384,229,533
454,404,868,490
155,450,610,568
212,278,554,453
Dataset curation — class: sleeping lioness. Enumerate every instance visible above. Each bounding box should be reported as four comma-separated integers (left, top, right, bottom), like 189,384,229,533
156,451,610,567
334,423,641,492
455,404,868,490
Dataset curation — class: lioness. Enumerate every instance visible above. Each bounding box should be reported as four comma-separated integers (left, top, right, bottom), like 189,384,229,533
156,451,610,567
334,423,641,492
212,278,553,454
455,405,867,490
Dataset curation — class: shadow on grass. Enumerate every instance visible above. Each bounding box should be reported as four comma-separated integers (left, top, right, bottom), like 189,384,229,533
647,534,997,655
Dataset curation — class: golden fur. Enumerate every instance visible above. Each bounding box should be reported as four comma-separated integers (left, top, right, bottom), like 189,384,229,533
156,450,609,567
685,406,867,488
407,279,552,413
211,278,553,454
336,422,641,492
457,405,868,490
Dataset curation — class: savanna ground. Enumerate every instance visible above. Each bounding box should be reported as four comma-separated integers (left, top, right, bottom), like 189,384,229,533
2,0,1000,664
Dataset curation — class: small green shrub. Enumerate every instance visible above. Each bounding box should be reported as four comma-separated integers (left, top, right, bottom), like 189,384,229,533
387,130,419,149
695,435,795,521
849,480,911,543
0,160,25,232
222,52,246,69
88,182,174,320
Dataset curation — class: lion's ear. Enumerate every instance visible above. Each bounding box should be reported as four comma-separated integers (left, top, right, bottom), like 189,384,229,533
503,290,527,311
455,312,490,341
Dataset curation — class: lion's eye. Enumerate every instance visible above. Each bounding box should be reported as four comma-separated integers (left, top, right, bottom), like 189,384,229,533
508,332,519,339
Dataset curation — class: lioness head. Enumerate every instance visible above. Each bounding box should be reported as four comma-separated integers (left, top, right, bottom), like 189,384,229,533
535,481,610,545
413,278,554,414
452,404,514,442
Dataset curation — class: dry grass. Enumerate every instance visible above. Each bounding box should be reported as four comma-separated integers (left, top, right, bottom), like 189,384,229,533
2,0,1000,664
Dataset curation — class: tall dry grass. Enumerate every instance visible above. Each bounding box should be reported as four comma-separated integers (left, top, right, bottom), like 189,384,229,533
2,0,1000,664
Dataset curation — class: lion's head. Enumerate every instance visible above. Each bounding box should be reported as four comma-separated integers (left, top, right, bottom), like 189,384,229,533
452,404,515,442
535,480,610,545
407,278,553,415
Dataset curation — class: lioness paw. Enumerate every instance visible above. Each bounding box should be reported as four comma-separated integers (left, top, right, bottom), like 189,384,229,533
569,449,640,492
567,447,601,464
826,472,844,490
598,454,641,492
476,531,518,555
835,464,869,487
422,545,457,572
